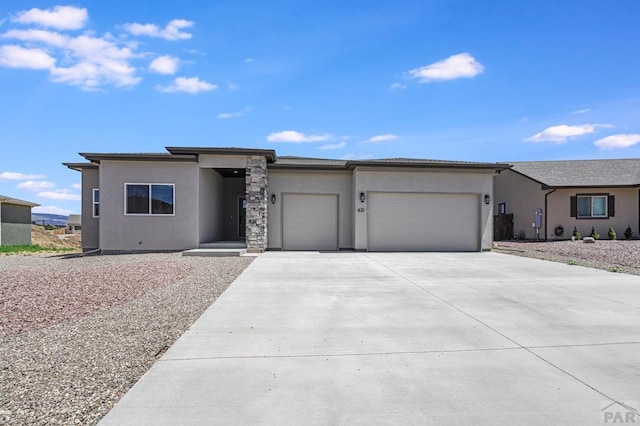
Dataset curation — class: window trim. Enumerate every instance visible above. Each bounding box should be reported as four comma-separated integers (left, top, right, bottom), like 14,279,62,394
124,183,175,216
92,188,100,218
576,193,608,219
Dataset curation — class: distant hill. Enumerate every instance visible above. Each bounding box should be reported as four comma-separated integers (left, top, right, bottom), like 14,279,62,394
32,213,68,227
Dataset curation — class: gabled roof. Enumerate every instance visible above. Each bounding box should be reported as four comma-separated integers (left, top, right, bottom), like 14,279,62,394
510,159,640,188
0,194,39,207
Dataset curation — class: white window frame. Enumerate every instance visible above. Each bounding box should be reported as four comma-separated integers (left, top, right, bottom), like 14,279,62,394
92,188,100,218
577,195,608,218
124,183,175,216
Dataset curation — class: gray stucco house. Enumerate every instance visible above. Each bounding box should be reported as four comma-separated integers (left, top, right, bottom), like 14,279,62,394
64,147,509,253
494,159,640,240
0,194,39,246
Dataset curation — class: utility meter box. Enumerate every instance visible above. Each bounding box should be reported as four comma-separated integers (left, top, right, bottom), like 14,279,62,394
534,208,543,228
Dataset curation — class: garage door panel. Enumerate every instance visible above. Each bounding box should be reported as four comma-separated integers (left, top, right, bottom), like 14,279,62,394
283,194,338,250
368,192,479,252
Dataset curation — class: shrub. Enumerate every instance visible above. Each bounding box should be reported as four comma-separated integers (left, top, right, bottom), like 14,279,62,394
590,227,600,240
624,225,633,240
572,227,581,240
608,226,617,240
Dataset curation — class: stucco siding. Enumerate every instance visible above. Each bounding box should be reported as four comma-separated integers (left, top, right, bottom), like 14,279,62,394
0,223,32,245
547,188,639,239
198,168,223,243
198,154,248,169
99,161,199,251
1,204,31,224
355,168,495,250
494,169,546,239
82,168,100,250
267,170,353,249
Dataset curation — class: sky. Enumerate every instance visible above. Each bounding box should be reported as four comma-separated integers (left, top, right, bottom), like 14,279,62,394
1,0,639,215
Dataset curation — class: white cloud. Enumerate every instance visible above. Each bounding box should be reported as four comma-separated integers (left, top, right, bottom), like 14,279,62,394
149,55,179,74
524,124,612,143
407,53,484,83
366,134,398,143
341,153,374,160
217,106,253,119
2,29,68,47
244,57,254,63
318,141,346,150
32,205,73,215
17,180,55,191
2,28,141,89
124,19,194,41
71,183,81,189
37,189,81,201
0,171,46,180
572,108,591,115
594,134,640,150
266,131,332,143
0,45,56,69
158,76,217,94
13,5,88,31
390,82,407,90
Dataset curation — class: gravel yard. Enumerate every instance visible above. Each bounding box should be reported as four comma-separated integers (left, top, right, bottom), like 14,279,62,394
494,239,640,275
0,252,253,425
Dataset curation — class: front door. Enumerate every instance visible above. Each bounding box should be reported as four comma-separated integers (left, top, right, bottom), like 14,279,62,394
238,197,246,239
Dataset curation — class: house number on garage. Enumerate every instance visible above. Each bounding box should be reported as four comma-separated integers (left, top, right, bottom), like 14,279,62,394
357,207,365,212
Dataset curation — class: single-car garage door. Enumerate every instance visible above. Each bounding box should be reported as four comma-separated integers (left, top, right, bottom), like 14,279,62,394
367,192,479,252
282,193,338,250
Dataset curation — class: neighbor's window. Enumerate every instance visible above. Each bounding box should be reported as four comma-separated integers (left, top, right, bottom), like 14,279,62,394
577,195,607,218
125,184,174,215
92,189,100,217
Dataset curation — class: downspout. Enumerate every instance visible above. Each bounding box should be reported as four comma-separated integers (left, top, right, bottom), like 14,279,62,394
544,189,556,241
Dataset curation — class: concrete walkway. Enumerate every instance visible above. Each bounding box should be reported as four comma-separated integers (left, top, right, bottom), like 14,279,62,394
100,252,640,425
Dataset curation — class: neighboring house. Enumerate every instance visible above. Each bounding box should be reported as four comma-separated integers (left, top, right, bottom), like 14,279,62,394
494,159,640,240
64,147,509,253
66,214,82,234
0,194,39,246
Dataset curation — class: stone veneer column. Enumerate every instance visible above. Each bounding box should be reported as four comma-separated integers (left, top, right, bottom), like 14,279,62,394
245,156,268,252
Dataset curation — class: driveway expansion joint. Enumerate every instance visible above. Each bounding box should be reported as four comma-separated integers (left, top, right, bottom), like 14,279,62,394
364,254,639,416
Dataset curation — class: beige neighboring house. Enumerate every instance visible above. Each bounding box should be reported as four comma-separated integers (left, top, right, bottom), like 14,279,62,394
0,194,39,246
494,159,640,240
66,214,82,234
64,147,510,253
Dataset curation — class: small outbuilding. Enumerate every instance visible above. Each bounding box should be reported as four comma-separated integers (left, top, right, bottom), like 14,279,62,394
0,194,39,246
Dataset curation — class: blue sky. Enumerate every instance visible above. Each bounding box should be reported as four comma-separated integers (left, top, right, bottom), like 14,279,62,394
1,1,639,215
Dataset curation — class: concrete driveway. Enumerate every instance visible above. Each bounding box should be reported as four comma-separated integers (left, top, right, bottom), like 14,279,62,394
101,252,640,425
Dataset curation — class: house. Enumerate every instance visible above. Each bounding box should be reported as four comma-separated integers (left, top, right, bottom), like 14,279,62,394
64,147,509,253
0,194,39,246
66,214,82,234
494,159,640,240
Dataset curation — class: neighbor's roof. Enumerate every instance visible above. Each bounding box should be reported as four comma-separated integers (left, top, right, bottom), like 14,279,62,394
67,214,81,223
510,159,640,188
0,194,39,207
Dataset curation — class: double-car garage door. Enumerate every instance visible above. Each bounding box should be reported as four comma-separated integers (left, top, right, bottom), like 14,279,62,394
367,192,480,252
281,192,480,252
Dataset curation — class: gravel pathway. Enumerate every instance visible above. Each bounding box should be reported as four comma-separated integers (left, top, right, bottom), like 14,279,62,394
0,252,253,425
494,240,640,275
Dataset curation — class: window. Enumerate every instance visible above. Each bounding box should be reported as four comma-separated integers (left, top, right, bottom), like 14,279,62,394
498,202,506,214
571,194,614,219
125,184,174,215
92,189,100,217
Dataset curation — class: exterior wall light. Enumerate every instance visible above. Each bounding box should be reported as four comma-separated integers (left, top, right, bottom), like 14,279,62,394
270,194,277,204
360,192,366,203
484,194,491,205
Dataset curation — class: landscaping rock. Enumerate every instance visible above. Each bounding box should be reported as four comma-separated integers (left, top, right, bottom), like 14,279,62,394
583,237,596,243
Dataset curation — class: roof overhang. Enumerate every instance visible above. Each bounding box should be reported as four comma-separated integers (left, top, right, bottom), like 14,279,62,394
347,161,512,171
63,162,99,171
165,147,277,163
0,195,39,207
78,153,198,163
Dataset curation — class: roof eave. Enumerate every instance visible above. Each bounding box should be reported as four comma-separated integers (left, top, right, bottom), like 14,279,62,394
62,162,99,171
165,147,277,163
348,161,512,171
79,153,198,163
